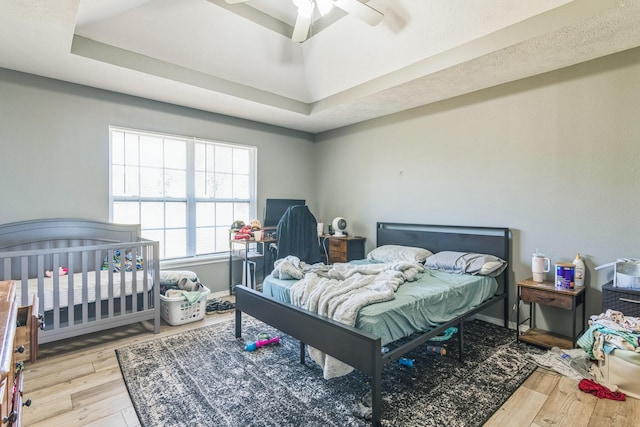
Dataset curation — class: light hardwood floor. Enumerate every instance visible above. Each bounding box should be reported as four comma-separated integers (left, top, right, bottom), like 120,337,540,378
21,306,639,427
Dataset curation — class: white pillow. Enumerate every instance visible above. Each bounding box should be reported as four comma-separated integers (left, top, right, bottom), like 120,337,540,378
367,245,433,264
424,251,507,277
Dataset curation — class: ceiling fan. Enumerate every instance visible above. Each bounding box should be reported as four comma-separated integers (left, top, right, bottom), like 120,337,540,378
224,0,384,42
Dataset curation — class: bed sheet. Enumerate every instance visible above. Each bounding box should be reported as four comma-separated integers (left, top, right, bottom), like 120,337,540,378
263,268,498,346
15,270,152,311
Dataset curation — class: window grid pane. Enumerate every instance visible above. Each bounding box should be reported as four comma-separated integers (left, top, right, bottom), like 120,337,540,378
110,127,256,260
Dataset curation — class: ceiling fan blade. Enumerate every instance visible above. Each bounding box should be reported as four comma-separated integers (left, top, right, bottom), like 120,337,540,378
291,13,312,42
332,0,383,25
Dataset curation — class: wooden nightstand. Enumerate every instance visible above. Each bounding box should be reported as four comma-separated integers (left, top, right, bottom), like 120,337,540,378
516,278,586,349
321,235,365,264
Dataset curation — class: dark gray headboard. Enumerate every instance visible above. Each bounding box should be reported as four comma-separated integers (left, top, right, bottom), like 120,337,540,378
376,222,510,263
376,222,511,297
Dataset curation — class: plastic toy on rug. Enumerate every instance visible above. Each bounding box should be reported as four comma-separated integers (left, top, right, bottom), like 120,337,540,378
398,357,414,367
245,336,280,352
426,345,447,355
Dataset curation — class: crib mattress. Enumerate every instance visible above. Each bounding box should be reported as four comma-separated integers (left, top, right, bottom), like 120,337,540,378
263,268,498,346
15,270,152,311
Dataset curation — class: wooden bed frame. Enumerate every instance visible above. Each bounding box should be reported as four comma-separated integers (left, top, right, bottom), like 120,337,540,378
0,219,161,344
235,222,510,426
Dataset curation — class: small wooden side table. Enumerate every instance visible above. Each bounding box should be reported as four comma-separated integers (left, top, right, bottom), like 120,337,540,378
320,235,366,264
516,278,586,349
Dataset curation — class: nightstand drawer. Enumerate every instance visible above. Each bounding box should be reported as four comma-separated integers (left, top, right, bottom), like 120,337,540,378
520,287,573,310
329,239,346,255
602,283,640,317
324,236,366,264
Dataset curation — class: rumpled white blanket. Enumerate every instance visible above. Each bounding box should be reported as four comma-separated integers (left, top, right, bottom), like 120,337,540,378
271,256,328,280
289,260,424,379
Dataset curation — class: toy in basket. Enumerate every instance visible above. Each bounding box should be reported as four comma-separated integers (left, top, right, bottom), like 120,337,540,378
160,286,211,325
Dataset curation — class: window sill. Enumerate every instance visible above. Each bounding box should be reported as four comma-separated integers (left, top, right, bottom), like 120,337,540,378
160,253,228,269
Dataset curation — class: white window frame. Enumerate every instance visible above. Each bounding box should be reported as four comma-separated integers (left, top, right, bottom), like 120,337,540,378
109,126,257,261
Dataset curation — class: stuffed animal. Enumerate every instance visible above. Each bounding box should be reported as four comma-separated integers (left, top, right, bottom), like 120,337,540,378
250,219,262,230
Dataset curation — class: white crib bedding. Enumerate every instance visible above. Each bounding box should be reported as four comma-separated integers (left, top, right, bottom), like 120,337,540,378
15,270,152,311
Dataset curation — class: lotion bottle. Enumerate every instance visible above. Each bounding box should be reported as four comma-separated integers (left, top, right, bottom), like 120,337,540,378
573,253,585,287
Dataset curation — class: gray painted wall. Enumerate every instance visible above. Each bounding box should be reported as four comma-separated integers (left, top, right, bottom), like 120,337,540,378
313,47,640,333
0,68,316,294
1,46,639,333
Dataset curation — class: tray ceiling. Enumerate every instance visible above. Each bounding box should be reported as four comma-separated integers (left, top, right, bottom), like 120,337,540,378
2,0,640,133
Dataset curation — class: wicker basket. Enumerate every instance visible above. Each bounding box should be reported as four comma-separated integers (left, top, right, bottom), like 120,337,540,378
602,282,640,317
160,286,210,326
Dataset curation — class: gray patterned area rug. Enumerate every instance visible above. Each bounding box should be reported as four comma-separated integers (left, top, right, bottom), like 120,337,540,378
116,318,540,427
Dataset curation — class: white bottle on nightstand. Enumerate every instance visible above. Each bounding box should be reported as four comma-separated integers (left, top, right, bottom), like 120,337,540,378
573,253,585,287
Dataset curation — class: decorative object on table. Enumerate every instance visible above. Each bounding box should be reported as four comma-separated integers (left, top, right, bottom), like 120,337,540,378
555,262,575,289
531,250,551,282
250,219,262,230
332,217,348,237
234,225,253,240
573,253,585,287
116,318,541,427
230,220,245,231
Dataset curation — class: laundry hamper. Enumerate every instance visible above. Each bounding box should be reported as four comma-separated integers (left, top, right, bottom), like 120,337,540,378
598,349,640,400
160,286,210,326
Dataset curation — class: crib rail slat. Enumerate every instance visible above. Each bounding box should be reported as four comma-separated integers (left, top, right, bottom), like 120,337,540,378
0,237,160,344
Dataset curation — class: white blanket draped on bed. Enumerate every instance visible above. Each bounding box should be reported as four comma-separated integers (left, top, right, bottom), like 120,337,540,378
289,260,424,379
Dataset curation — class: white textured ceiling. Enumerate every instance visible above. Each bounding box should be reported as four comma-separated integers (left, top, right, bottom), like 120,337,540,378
2,0,640,133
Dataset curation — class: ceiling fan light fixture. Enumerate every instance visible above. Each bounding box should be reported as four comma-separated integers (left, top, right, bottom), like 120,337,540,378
316,0,333,16
294,0,314,18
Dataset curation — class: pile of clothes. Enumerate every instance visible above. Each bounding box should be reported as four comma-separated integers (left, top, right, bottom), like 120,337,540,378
160,270,206,304
577,309,640,360
528,309,640,401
